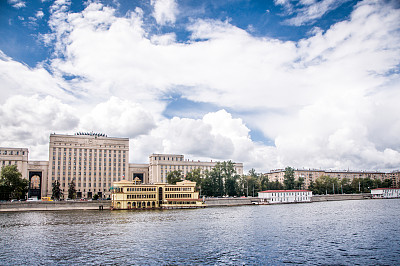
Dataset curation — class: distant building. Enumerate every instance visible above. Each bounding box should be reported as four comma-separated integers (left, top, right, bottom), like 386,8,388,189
266,169,400,189
371,188,400,199
149,154,244,183
258,190,312,204
111,180,205,209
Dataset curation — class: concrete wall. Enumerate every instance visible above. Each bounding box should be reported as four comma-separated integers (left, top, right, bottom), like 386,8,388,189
0,200,111,212
205,197,258,206
312,194,369,202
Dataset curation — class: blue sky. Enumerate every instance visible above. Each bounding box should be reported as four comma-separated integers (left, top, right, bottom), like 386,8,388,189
1,0,400,172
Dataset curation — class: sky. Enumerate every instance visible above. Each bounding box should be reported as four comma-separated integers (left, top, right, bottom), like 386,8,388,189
1,0,400,173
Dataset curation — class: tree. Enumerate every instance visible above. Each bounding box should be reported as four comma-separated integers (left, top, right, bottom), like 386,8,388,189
68,180,76,199
283,167,295,190
295,177,305,190
0,165,28,200
167,170,182,184
52,180,63,200
185,168,202,191
313,175,339,194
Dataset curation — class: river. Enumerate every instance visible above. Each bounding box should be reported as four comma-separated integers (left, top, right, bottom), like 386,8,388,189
1,199,399,265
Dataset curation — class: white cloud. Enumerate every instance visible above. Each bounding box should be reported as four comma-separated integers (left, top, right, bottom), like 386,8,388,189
8,0,25,9
151,0,178,25
0,95,79,159
1,0,399,173
276,0,352,26
36,10,44,19
80,97,156,138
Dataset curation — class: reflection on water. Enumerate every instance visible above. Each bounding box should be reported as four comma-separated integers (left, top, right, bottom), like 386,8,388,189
1,199,399,265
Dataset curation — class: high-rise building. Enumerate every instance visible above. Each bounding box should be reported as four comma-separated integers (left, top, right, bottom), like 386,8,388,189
48,133,129,198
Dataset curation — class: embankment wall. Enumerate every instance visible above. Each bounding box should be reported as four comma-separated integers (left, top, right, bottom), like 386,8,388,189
0,200,111,212
312,194,369,202
205,197,258,206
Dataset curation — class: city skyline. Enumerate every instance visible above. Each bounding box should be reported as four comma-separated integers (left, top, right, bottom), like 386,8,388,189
1,0,400,172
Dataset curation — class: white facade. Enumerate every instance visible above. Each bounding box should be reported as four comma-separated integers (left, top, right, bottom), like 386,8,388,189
371,188,400,198
258,190,312,204
48,133,130,198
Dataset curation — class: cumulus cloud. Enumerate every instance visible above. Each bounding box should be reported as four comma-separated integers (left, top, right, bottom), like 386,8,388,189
130,110,279,170
151,0,178,25
0,95,79,159
80,97,156,138
1,0,399,173
0,51,75,103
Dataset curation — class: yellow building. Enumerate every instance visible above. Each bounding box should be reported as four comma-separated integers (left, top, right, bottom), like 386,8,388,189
111,180,205,210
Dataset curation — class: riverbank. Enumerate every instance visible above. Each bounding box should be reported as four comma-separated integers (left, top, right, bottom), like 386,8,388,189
0,200,110,212
0,193,375,212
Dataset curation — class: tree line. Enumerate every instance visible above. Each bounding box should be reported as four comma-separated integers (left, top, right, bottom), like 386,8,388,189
168,164,394,197
167,163,295,197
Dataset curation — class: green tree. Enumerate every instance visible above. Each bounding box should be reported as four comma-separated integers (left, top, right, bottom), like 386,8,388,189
0,165,28,200
185,168,202,191
295,177,305,190
283,167,295,190
314,175,339,194
167,170,183,184
68,180,76,199
381,178,393,188
201,172,214,197
52,180,63,200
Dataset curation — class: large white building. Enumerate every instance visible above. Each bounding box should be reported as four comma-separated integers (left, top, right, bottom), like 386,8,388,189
48,133,130,199
149,154,244,183
371,188,400,199
258,190,313,204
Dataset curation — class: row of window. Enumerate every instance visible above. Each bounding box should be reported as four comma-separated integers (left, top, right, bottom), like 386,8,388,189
126,187,156,192
1,150,25,155
165,187,192,192
127,194,156,199
1,161,17,166
155,156,183,161
165,194,192,199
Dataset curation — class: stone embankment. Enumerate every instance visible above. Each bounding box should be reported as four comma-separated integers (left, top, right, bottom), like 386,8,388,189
205,197,259,206
0,194,372,212
312,193,370,202
0,200,111,212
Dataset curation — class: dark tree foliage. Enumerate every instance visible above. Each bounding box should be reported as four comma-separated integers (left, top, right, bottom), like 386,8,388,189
283,166,295,190
68,180,77,199
52,180,63,200
167,170,183,184
0,165,28,200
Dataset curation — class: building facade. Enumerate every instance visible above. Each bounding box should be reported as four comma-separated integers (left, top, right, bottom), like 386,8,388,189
48,133,130,199
371,188,400,198
149,154,244,183
111,180,205,209
266,169,400,189
258,190,312,204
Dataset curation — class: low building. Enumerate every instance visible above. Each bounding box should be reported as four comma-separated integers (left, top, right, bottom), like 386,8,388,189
258,190,312,204
371,188,400,199
111,180,205,210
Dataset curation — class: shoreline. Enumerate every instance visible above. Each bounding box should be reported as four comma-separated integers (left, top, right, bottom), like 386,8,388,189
0,193,394,212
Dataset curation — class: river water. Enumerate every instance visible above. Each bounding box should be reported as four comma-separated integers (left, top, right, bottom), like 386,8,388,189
1,199,399,265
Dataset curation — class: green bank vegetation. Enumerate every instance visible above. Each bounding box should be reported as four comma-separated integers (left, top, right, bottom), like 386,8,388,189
167,163,393,197
0,165,28,201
